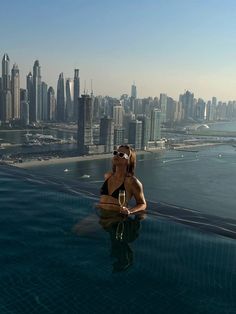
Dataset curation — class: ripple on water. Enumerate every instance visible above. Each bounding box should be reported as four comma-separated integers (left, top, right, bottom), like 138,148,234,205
0,165,236,314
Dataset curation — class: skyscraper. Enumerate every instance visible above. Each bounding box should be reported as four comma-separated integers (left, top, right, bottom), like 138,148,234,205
131,82,137,99
41,81,48,121
20,89,29,126
0,77,2,121
65,78,74,121
73,69,80,121
130,82,137,113
114,128,125,146
47,87,56,121
56,73,65,122
100,116,114,153
2,53,10,90
128,120,142,150
150,109,161,141
113,104,123,128
166,97,177,124
1,54,12,122
160,93,167,123
77,94,93,155
11,64,20,119
92,96,100,123
195,98,206,121
137,115,151,150
180,90,194,121
33,60,42,122
26,72,34,123
207,97,217,121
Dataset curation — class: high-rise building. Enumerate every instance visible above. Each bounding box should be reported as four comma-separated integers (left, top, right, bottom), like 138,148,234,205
2,53,10,90
65,78,74,121
73,69,80,121
103,96,114,117
134,99,143,115
33,60,42,122
131,82,137,99
1,54,12,122
130,83,137,113
160,93,167,123
92,96,100,123
20,89,29,126
166,97,177,124
120,94,129,113
56,73,65,122
11,64,20,119
0,77,2,121
100,116,114,153
137,115,151,150
20,88,28,102
123,112,134,139
77,94,93,154
2,91,12,122
150,109,161,141
47,87,56,121
174,101,183,122
207,97,217,121
114,128,125,146
142,97,154,116
195,98,206,121
26,72,34,123
113,104,123,128
180,90,194,121
128,120,142,150
41,82,48,121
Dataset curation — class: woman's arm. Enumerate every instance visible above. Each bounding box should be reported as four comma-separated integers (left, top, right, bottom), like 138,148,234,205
120,177,146,215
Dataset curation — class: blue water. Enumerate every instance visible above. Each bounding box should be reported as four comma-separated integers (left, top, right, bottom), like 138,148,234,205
1,122,236,313
210,121,236,131
30,144,236,220
0,165,236,314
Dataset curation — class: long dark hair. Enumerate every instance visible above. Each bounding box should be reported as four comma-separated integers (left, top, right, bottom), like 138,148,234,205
112,145,136,176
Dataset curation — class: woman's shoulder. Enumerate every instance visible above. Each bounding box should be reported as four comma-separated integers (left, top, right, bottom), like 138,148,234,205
104,171,113,180
126,175,143,186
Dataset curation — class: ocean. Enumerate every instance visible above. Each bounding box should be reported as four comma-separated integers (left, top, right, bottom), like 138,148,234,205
28,144,236,220
0,121,236,313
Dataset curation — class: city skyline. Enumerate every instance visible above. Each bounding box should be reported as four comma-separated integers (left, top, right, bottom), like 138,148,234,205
1,0,236,101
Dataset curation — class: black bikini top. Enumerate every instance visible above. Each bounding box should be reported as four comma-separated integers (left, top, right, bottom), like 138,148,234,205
100,176,126,199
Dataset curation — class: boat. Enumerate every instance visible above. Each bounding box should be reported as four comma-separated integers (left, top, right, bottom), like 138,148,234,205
64,169,69,172
81,174,90,178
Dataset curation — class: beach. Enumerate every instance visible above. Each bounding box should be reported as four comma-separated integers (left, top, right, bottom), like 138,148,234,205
9,149,158,168
5,141,226,169
9,153,113,168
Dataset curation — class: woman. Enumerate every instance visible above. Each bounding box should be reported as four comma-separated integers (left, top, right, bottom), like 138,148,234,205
98,145,146,215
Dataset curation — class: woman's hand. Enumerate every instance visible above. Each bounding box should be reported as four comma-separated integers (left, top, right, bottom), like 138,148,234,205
119,206,131,216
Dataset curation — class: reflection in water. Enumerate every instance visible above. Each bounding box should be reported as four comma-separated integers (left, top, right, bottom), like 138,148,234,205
99,211,144,273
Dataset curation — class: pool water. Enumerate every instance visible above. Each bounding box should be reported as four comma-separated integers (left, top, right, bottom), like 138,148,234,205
0,165,236,314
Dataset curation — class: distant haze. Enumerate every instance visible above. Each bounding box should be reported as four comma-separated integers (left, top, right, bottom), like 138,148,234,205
1,0,236,101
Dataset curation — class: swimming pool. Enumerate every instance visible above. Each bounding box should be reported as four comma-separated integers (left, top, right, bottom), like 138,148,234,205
0,165,235,314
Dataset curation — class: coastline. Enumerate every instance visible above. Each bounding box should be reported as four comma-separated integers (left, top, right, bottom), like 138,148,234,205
8,150,157,168
172,142,224,150
9,153,113,168
4,141,226,169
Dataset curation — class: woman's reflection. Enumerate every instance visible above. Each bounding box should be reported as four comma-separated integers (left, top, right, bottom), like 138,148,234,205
99,210,145,272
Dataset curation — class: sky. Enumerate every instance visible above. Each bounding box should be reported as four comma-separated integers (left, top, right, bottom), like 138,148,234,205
1,0,236,101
